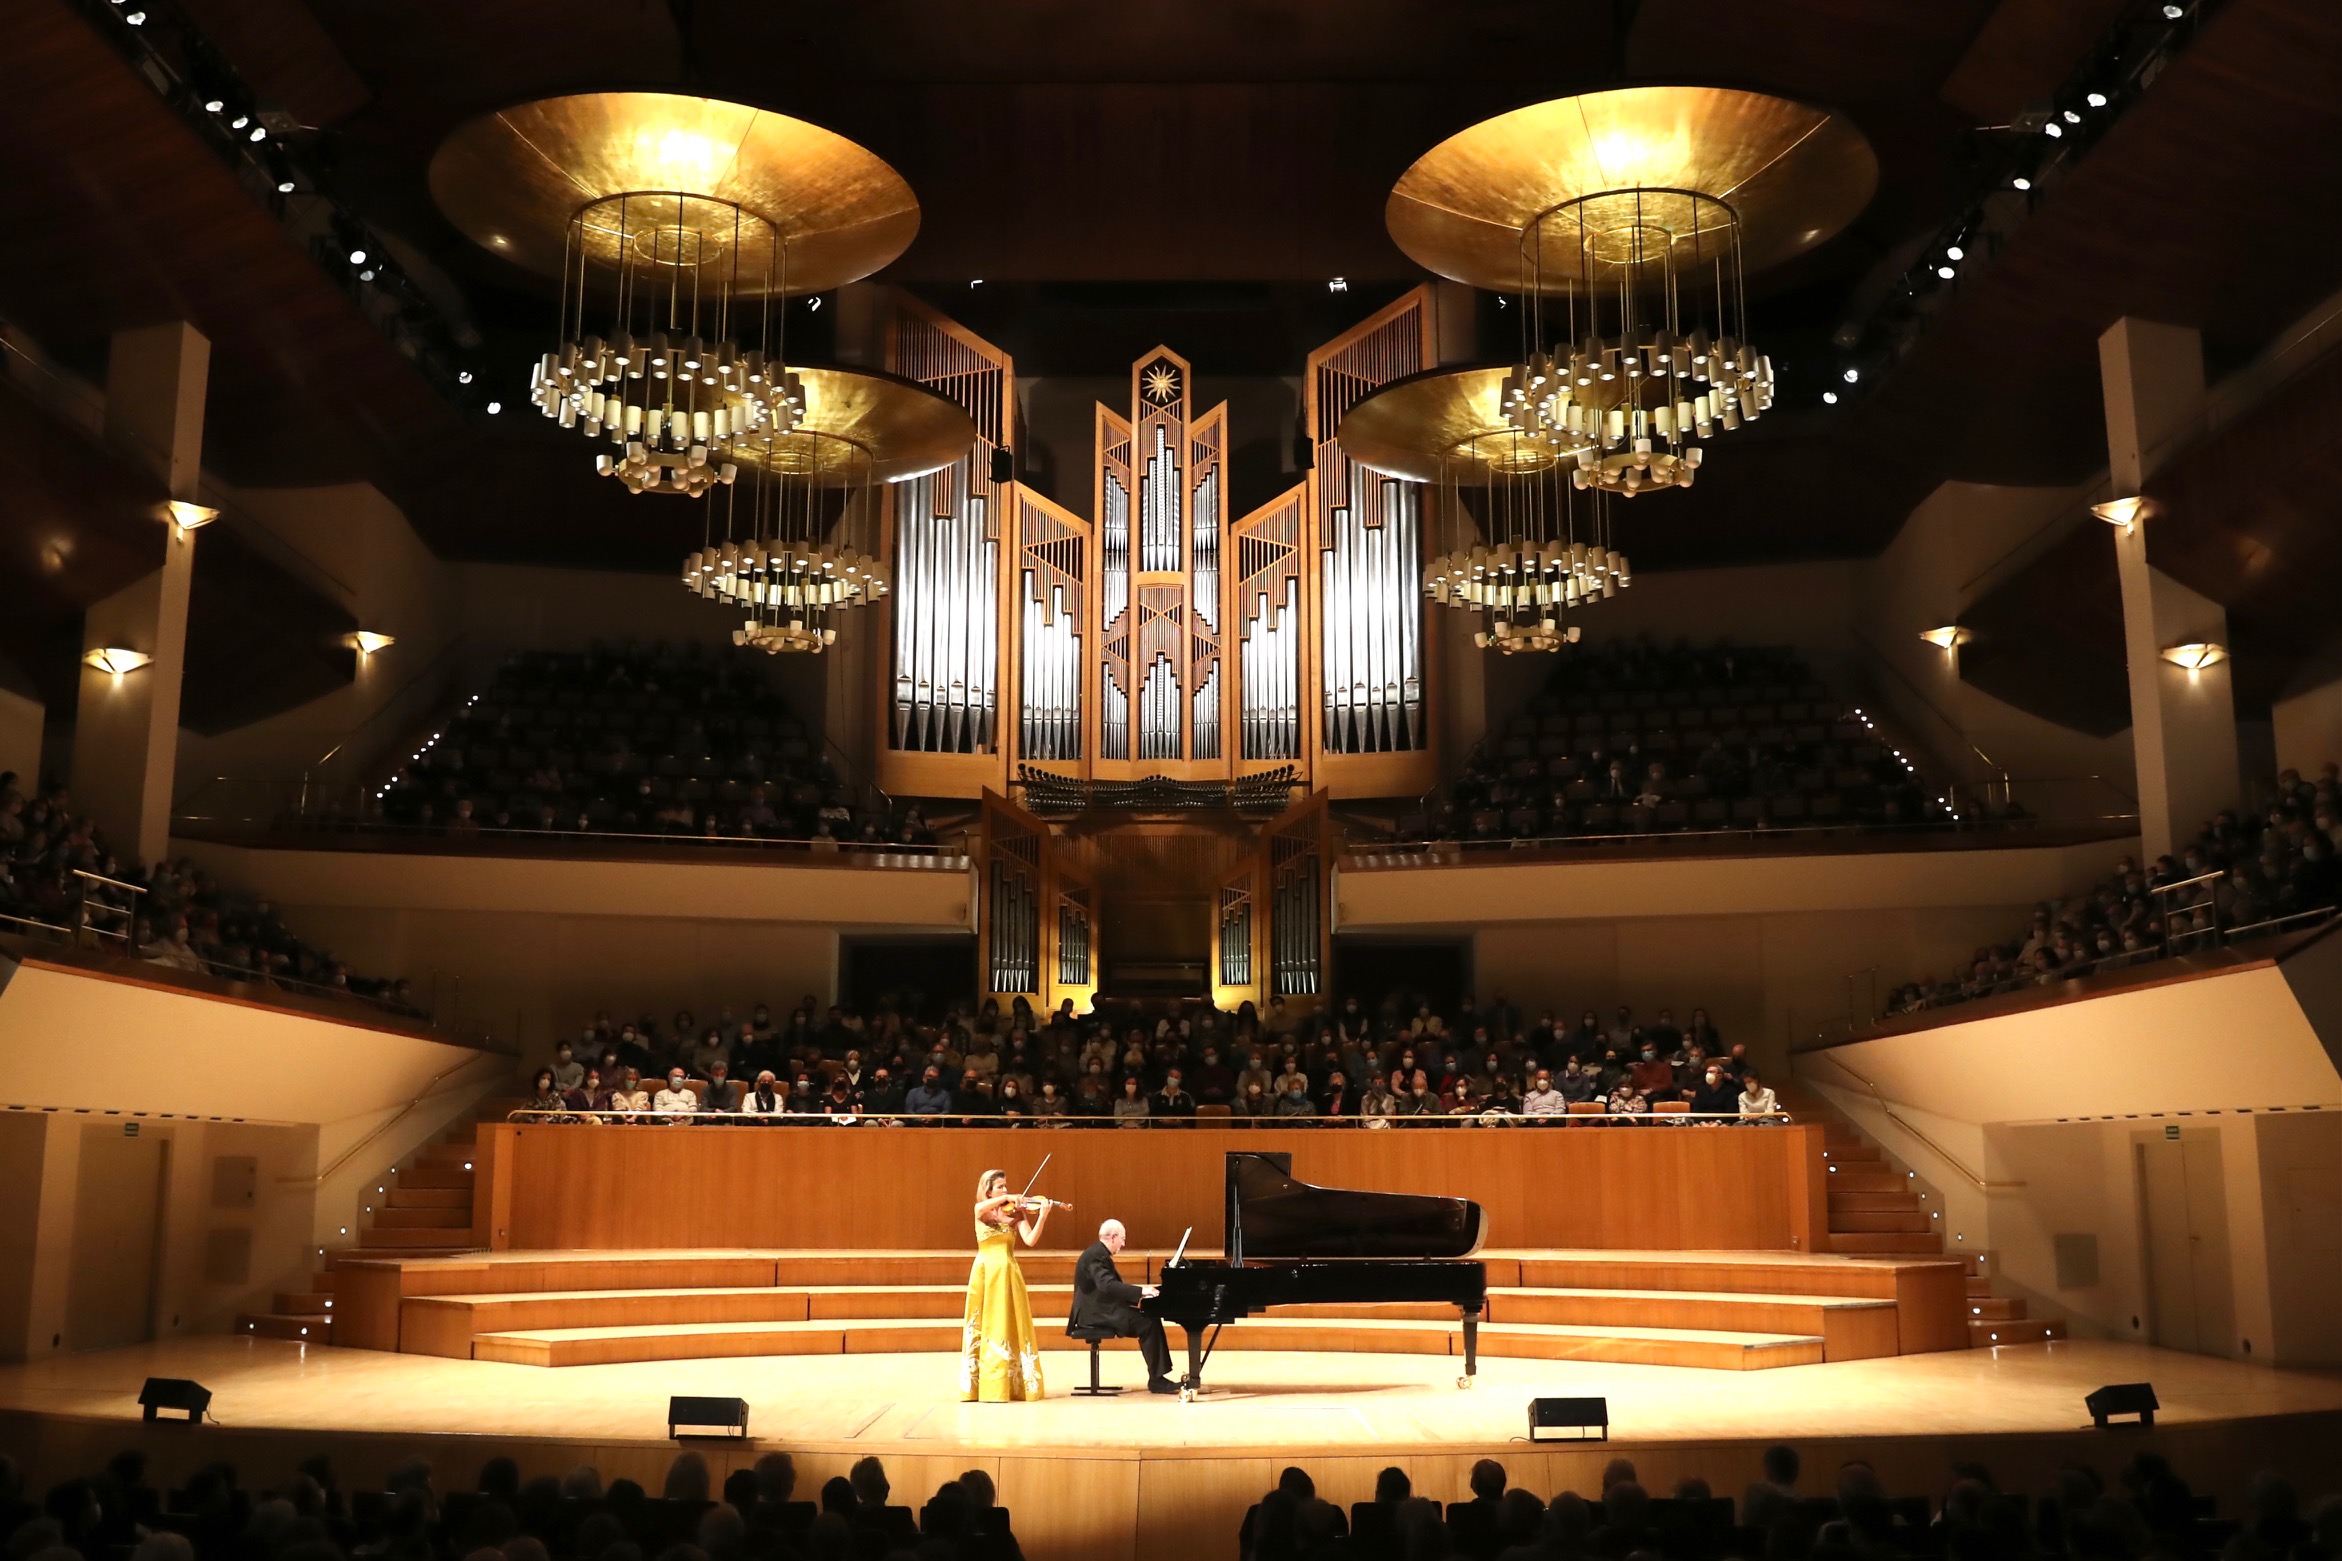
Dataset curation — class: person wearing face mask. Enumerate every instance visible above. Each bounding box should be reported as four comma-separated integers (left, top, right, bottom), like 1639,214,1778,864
1235,1051,1275,1103
1272,1074,1317,1117
652,1068,698,1120
1187,1046,1234,1107
904,1067,953,1117
1686,1062,1737,1119
1737,1068,1780,1120
527,1068,567,1117
1150,1069,1195,1119
742,1069,786,1119
1395,1069,1441,1119
1111,1076,1150,1124
1629,1041,1674,1098
1606,1079,1647,1122
1232,1080,1272,1119
862,1068,904,1117
1358,1073,1398,1122
1317,1069,1351,1118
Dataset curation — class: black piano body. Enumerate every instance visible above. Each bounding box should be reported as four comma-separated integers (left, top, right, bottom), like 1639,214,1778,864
1140,1152,1489,1398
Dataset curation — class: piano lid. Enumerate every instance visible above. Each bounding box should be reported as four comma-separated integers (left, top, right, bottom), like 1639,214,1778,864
1224,1151,1488,1264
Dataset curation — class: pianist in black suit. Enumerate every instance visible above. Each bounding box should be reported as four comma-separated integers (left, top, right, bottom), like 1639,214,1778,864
1071,1219,1177,1393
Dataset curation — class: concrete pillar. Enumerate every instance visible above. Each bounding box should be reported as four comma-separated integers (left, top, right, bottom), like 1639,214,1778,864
2099,317,2237,861
72,322,209,863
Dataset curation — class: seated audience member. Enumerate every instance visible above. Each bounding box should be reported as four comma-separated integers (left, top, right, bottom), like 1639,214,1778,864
1151,1069,1197,1118
526,1068,567,1116
1274,1075,1318,1117
1232,1080,1273,1118
1606,1080,1646,1120
1627,1041,1674,1098
550,1042,585,1092
1558,1057,1598,1104
821,1074,863,1117
1739,1069,1780,1119
1112,1076,1150,1122
1358,1075,1398,1120
613,1067,651,1118
1522,1069,1565,1118
1317,1069,1351,1117
701,1060,743,1114
653,1068,698,1119
563,1068,613,1119
904,1067,953,1116
862,1068,905,1116
742,1070,785,1117
1685,1062,1738,1118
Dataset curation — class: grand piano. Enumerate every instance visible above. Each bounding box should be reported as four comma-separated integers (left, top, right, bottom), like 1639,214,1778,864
1140,1152,1488,1400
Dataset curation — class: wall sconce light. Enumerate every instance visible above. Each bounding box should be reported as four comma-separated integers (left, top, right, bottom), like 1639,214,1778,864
163,501,220,531
346,631,396,656
2091,496,2146,531
2159,641,2226,671
1918,625,1973,650
84,647,153,678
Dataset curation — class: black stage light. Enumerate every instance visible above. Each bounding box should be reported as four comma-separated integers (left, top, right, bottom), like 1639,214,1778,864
2085,1382,2157,1429
668,1395,749,1439
1528,1395,1608,1443
138,1378,212,1423
989,447,1014,486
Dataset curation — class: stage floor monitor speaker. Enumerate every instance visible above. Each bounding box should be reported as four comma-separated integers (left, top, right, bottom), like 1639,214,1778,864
668,1395,750,1439
1529,1395,1608,1442
2085,1382,2157,1428
138,1378,212,1423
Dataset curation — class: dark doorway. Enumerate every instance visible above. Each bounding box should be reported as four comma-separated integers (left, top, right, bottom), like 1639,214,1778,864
1332,936,1471,1015
840,935,976,1021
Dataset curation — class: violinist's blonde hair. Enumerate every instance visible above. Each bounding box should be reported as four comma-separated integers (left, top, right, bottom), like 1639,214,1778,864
976,1168,1007,1202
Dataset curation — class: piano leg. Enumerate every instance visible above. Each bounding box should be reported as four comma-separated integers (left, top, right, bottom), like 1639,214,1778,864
1459,1306,1481,1390
1179,1325,1205,1403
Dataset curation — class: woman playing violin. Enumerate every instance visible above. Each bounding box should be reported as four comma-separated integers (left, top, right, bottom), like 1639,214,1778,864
960,1169,1063,1401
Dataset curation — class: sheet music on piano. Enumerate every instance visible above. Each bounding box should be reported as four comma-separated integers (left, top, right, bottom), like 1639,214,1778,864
1143,1153,1487,1400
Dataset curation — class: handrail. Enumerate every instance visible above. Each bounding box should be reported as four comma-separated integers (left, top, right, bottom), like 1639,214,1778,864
296,1054,506,1187
1805,1052,2024,1192
1363,811,2136,859
504,1106,1796,1128
71,867,145,896
176,816,966,863
1851,632,2005,785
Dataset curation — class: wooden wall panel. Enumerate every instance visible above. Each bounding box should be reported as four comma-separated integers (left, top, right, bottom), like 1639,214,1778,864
479,1122,1824,1254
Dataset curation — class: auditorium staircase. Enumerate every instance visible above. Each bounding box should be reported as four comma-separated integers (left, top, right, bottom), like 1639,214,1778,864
1782,1083,2066,1349
237,1117,489,1344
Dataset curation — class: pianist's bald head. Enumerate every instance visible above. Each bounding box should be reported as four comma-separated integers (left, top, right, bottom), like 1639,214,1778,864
1099,1219,1127,1253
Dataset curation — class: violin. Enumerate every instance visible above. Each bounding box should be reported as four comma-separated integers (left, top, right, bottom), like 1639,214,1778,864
1015,1195,1074,1212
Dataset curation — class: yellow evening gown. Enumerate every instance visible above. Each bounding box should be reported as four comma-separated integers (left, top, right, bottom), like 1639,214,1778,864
961,1216,1043,1402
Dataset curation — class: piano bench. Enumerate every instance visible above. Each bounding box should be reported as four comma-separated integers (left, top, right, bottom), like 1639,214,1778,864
1064,1326,1124,1396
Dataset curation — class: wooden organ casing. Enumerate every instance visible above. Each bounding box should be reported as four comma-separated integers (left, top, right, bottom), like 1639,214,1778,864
877,287,1445,801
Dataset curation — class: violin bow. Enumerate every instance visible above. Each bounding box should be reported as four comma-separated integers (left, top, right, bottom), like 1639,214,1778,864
1016,1153,1053,1205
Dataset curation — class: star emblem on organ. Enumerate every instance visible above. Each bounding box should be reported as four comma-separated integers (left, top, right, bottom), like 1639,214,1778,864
1143,364,1180,403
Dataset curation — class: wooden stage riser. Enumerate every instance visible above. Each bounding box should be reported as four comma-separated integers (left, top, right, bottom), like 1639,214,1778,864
473,1123,1830,1256
472,1326,1821,1372
15,1409,2339,1561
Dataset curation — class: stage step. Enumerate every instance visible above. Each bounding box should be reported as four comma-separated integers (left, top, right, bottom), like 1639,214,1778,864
1823,1166,1909,1193
1827,1189,1925,1212
360,1226,485,1249
1971,1317,2064,1347
469,1313,1827,1372
386,1187,472,1210
1829,1209,1935,1234
410,1142,478,1170
1821,1143,1885,1166
371,1207,474,1230
1965,1296,2027,1321
1965,1275,1995,1297
392,1167,475,1191
1825,1232,1945,1255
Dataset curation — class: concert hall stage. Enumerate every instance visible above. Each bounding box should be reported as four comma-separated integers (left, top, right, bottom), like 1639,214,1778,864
3,1334,2339,1561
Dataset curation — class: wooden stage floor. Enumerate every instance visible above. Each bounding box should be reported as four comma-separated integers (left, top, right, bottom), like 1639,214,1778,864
3,1334,2340,1561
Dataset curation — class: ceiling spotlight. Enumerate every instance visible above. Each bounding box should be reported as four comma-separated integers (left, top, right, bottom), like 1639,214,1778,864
1936,265,1956,280
807,296,823,312
458,370,474,385
2062,109,2082,124
1919,625,1973,650
485,401,502,414
124,9,145,21
2012,176,2032,190
1821,391,1838,404
2091,495,2146,530
230,115,250,130
2162,3,2183,16
2159,641,2226,671
1945,244,1964,261
969,278,983,288
2044,123,2064,139
358,269,375,282
277,179,296,194
163,500,220,531
249,126,267,142
1842,367,1860,384
348,249,367,265
1328,276,1349,293
204,98,225,113
347,631,397,656
2085,92,2109,108
85,647,153,677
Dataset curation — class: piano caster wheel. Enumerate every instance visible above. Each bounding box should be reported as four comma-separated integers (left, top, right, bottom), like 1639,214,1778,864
1179,1384,1197,1404
1457,1376,1475,1391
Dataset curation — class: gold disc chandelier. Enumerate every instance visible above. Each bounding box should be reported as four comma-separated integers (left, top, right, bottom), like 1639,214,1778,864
428,92,923,497
1339,366,1629,652
679,368,978,653
1384,86,1876,498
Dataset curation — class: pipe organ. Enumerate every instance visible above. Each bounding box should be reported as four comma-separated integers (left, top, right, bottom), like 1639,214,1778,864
877,288,1442,801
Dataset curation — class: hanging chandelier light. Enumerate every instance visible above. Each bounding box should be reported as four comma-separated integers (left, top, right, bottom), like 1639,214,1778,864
428,92,922,497
1340,366,1628,651
1383,86,1877,499
678,367,977,653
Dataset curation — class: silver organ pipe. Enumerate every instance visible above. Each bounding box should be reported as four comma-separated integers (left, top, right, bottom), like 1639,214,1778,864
1141,425,1180,572
1138,654,1180,761
1271,835,1322,996
1101,665,1130,760
1102,474,1130,627
1191,659,1221,760
891,468,1000,754
1242,575,1301,760
1057,889,1091,987
1319,463,1425,754
988,854,1039,994
1218,883,1252,987
1191,467,1219,631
